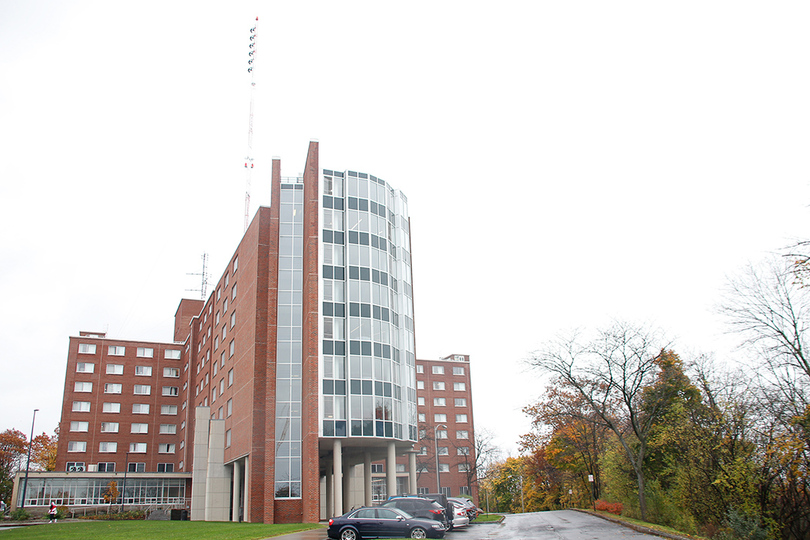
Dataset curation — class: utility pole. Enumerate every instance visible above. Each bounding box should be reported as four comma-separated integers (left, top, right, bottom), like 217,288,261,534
20,409,38,508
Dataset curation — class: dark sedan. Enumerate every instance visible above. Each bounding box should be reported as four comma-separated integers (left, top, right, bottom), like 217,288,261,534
327,506,446,539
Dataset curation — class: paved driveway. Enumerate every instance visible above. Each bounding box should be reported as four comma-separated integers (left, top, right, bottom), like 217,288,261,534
273,510,669,540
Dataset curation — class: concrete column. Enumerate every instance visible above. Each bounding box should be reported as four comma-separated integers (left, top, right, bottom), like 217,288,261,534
205,420,230,521
232,459,241,522
333,439,343,516
242,456,250,523
364,452,372,506
408,450,417,494
190,407,211,521
325,461,333,518
386,442,397,498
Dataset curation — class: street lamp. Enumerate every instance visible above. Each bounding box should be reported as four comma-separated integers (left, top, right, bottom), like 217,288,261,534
433,424,447,493
20,409,38,509
121,452,131,511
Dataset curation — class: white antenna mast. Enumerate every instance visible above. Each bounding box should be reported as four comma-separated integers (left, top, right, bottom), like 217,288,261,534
186,253,210,300
244,17,258,232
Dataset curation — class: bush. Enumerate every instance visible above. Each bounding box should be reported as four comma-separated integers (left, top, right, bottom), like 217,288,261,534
79,510,146,520
594,499,623,515
56,505,69,519
9,508,30,521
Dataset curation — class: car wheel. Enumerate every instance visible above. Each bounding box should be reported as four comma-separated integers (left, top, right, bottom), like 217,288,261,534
340,527,359,540
409,527,427,539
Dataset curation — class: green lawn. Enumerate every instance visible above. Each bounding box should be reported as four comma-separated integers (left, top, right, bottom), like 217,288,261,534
0,520,325,540
474,513,504,523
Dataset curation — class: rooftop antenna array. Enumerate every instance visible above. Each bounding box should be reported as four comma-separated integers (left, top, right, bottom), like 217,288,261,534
186,253,210,300
244,17,258,232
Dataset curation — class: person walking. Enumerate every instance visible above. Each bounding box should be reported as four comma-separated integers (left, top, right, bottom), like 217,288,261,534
48,502,57,523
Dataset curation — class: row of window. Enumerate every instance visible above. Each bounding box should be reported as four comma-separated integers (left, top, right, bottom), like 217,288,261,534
417,397,467,407
418,429,470,440
67,441,176,454
416,365,465,376
417,446,471,456
78,345,181,359
65,461,175,473
418,413,468,423
416,463,471,473
416,381,466,391
72,402,179,415
73,382,179,396
69,421,177,434
75,364,180,377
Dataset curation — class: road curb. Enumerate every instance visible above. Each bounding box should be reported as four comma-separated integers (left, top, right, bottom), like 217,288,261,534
574,509,698,540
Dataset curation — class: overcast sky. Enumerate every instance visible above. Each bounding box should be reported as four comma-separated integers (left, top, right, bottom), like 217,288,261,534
1,1,809,456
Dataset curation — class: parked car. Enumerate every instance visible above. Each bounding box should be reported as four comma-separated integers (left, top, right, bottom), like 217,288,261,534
327,506,446,540
391,493,454,529
381,497,449,529
448,497,480,521
450,502,470,528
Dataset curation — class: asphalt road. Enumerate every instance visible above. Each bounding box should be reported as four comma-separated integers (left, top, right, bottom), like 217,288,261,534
436,510,662,540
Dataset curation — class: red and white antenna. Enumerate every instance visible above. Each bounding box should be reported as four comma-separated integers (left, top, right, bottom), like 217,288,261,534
244,16,258,232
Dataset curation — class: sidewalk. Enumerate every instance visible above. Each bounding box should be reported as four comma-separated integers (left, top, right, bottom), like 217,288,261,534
269,525,328,540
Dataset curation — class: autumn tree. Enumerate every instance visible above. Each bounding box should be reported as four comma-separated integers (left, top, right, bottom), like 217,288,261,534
528,322,686,521
0,429,28,505
31,429,58,472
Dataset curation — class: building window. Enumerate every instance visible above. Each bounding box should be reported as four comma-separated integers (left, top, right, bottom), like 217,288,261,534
108,346,125,356
163,367,180,378
371,464,384,473
437,429,448,439
228,369,233,387
211,387,217,403
157,463,174,473
158,444,176,454
224,272,230,287
132,404,150,414
106,364,124,375
416,381,424,390
418,429,426,439
433,381,445,391
416,364,423,374
66,462,86,472
67,441,87,452
458,463,471,472
163,386,179,397
416,466,429,474
456,414,468,423
98,462,117,473
69,421,88,432
223,297,228,312
128,462,146,472
72,401,90,412
99,442,118,453
133,384,151,395
433,398,446,407
438,463,450,472
159,424,177,435
136,347,154,358
229,340,235,358
78,343,97,354
432,366,444,375
460,486,471,495
161,405,178,415
131,423,148,434
104,383,122,394
231,284,237,300
454,398,467,407
102,402,120,413
233,256,238,273
225,430,231,448
453,366,465,376
454,382,466,391
75,362,94,373
100,422,119,433
230,311,236,328
418,446,428,455
456,430,469,439
417,397,425,406
74,381,92,393
135,366,152,376
130,443,147,453
165,349,181,360
438,446,449,455
434,414,447,422
418,413,426,422
457,447,470,456
227,399,232,417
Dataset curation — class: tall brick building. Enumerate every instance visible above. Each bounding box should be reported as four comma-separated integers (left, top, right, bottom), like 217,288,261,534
14,142,477,522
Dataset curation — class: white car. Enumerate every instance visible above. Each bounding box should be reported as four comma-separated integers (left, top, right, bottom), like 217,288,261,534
450,502,470,529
